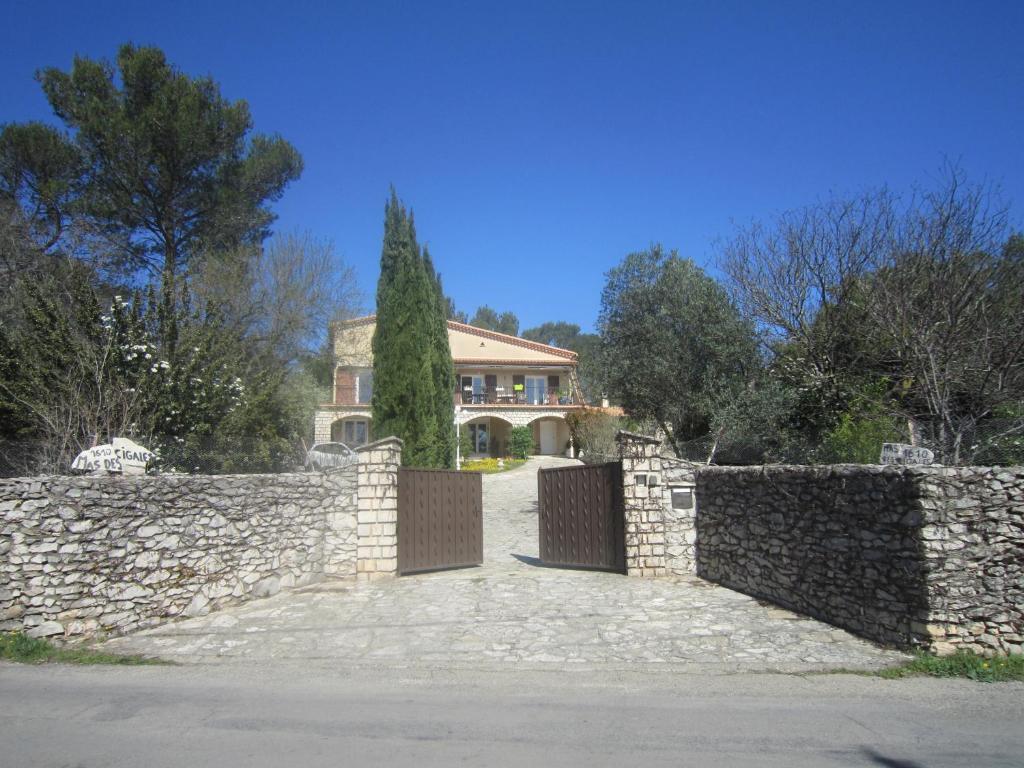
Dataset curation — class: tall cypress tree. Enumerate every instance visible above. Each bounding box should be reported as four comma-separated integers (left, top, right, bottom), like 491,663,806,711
423,246,456,467
371,190,453,467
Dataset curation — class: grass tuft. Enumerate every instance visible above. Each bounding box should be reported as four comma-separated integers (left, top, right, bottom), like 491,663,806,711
878,650,1024,682
0,632,166,666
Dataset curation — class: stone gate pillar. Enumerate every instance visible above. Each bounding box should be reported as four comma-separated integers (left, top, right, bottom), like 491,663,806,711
355,437,403,580
616,431,667,577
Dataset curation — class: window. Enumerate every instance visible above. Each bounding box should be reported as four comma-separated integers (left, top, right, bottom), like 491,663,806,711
343,420,368,447
469,423,488,454
356,371,373,404
525,376,547,405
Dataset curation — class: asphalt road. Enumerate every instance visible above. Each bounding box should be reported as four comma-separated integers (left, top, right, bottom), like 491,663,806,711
1,663,1022,767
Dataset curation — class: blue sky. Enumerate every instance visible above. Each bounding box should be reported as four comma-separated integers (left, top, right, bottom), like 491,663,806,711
3,1,1022,333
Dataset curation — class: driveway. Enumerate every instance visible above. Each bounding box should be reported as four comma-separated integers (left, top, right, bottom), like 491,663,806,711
100,457,907,671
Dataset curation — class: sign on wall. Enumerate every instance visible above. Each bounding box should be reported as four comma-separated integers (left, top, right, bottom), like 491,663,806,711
71,437,155,475
879,442,936,466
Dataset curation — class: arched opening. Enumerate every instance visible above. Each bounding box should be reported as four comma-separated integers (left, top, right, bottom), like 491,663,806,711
461,415,515,458
527,415,572,457
330,415,372,448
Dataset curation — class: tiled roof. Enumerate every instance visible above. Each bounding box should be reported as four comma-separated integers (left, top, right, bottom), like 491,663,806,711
334,315,578,362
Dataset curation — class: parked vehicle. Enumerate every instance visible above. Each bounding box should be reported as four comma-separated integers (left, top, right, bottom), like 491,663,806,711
305,442,357,471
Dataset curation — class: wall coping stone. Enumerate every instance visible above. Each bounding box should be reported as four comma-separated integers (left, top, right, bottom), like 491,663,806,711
356,436,404,454
615,430,662,446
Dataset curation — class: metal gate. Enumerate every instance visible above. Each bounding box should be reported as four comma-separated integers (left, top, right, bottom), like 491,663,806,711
397,467,483,575
538,462,625,572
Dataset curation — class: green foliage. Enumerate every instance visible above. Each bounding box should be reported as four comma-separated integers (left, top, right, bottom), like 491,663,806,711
878,651,1024,682
469,305,519,336
0,260,315,473
371,190,454,467
0,44,330,476
722,174,1024,466
33,43,302,280
821,410,905,464
0,121,81,251
707,375,801,464
422,246,456,468
458,425,473,462
522,321,602,403
565,409,624,459
0,632,164,665
507,426,534,459
599,245,763,459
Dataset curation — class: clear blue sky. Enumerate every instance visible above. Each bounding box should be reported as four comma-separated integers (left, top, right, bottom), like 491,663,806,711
3,1,1022,333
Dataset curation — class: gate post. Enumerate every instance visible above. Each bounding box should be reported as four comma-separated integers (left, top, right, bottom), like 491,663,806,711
616,431,667,577
355,437,403,581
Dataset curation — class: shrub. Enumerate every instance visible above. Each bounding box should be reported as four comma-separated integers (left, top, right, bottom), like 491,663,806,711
458,425,473,460
507,426,534,459
565,408,624,459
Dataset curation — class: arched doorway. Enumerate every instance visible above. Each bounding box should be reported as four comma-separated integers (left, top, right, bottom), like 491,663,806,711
527,415,571,456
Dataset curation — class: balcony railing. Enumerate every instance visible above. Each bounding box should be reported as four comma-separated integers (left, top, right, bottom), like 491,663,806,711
458,386,578,406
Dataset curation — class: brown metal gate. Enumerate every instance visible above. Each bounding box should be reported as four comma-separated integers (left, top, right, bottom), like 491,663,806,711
538,462,625,572
397,467,483,575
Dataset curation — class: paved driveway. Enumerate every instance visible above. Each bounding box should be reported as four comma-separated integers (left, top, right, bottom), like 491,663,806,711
101,457,906,671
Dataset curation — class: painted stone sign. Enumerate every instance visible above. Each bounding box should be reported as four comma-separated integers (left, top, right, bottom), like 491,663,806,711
72,437,155,475
880,442,936,466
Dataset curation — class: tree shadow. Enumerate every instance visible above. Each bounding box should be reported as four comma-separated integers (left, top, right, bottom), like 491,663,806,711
860,747,929,768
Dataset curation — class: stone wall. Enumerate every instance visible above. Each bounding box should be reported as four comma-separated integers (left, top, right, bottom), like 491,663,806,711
617,432,667,576
695,464,1024,655
915,467,1024,655
355,437,402,580
660,457,699,577
0,468,361,641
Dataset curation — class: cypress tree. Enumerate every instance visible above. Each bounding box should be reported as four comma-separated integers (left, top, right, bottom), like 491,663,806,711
371,190,453,467
423,246,456,467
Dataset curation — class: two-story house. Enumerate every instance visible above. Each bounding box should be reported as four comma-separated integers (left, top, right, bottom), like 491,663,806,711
313,316,585,457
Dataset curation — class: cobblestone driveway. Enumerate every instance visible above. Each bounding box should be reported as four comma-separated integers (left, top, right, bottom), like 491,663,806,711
101,457,906,671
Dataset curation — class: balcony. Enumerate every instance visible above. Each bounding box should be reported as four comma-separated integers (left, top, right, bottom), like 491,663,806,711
458,386,579,407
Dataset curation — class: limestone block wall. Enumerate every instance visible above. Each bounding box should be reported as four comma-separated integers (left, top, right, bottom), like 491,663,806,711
355,437,402,580
695,464,1024,655
617,432,666,576
0,469,358,640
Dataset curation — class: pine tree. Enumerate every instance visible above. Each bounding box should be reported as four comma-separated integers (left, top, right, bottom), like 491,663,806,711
371,190,454,467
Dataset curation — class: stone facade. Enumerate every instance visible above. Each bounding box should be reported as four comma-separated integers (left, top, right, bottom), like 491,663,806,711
454,408,572,428
617,432,667,577
695,464,1024,655
314,407,370,444
355,437,402,580
0,470,357,640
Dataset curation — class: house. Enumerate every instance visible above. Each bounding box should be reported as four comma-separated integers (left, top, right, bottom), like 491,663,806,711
313,316,586,456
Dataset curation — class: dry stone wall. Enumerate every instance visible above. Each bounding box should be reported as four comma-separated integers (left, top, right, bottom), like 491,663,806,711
0,469,358,640
915,467,1024,655
695,464,1023,655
